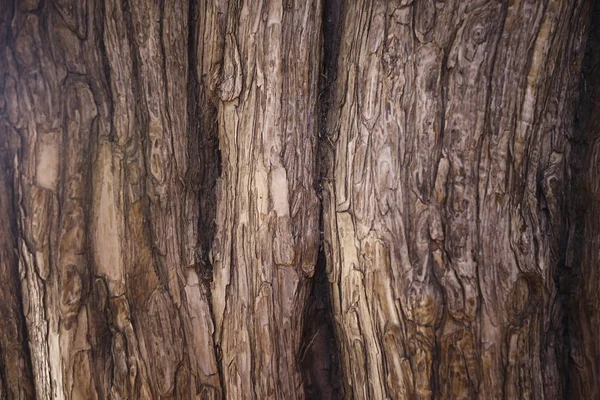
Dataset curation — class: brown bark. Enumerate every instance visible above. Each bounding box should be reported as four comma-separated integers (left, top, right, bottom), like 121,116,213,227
0,0,599,399
0,117,35,400
0,0,322,398
566,1,600,396
210,1,322,398
1,0,222,398
322,0,592,398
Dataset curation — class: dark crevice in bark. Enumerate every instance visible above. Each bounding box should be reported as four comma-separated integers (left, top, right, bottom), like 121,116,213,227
187,0,224,395
193,13,221,284
563,0,600,396
0,143,36,400
300,0,343,398
300,248,343,400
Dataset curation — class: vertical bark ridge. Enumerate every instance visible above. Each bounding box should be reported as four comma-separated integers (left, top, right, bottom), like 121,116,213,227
322,0,592,398
0,3,36,399
0,127,35,400
2,1,104,397
210,1,322,398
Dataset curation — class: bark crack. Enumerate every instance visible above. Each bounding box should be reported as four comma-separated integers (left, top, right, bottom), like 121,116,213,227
300,0,344,398
563,0,600,396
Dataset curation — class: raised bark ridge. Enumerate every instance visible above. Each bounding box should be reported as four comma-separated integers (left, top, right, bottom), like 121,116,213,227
1,0,222,397
322,0,592,398
211,1,321,397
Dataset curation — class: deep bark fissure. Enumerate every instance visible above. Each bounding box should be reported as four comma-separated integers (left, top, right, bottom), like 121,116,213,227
564,0,600,396
186,0,224,395
300,247,342,399
193,0,223,283
299,0,343,398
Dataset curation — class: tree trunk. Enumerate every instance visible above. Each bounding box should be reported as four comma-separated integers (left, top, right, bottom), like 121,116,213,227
1,0,222,398
0,0,598,399
321,0,594,398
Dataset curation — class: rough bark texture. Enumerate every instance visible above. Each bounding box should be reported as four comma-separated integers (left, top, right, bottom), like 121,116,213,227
322,0,592,398
0,0,323,398
210,1,321,398
0,110,35,400
0,0,223,398
0,0,599,399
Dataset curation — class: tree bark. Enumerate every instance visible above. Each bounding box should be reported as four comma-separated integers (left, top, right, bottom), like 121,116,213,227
322,0,592,398
0,0,599,399
210,1,321,398
566,1,600,396
1,0,222,398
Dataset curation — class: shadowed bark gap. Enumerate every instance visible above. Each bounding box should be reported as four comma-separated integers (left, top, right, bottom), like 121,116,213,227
300,0,344,397
191,0,221,280
300,248,343,399
565,0,600,396
187,0,224,394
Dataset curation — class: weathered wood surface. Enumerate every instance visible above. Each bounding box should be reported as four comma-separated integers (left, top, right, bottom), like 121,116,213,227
322,0,593,398
0,0,599,399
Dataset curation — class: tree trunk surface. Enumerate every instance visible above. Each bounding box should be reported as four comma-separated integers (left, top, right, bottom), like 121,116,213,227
0,1,598,399
322,1,592,398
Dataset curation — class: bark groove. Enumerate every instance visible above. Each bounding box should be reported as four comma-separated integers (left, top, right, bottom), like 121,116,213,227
566,0,600,396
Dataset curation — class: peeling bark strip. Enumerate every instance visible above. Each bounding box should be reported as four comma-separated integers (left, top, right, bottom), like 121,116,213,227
322,0,592,398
